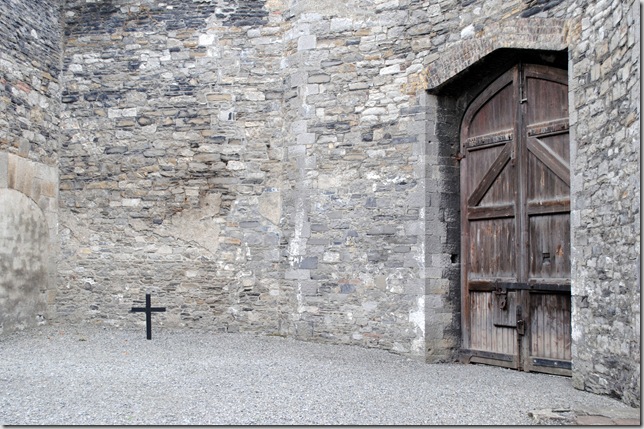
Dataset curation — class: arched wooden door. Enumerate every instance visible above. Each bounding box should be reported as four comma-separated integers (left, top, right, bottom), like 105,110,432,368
460,63,571,376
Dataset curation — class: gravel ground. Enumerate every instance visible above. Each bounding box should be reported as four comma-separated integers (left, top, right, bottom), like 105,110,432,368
0,324,632,425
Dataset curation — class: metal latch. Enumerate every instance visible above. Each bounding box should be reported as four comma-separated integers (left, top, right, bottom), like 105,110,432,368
516,305,525,336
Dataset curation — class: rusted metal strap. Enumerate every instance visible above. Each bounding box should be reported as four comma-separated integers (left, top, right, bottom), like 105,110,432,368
469,281,570,293
495,282,570,292
532,357,572,370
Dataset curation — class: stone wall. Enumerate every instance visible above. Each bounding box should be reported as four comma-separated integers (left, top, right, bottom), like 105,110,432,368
0,0,62,165
0,0,62,333
567,0,640,407
280,0,431,357
58,0,288,332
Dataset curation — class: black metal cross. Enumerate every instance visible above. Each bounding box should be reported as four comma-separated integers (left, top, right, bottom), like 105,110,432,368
130,293,166,340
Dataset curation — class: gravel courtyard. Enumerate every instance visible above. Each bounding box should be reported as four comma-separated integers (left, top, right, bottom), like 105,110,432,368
0,324,633,425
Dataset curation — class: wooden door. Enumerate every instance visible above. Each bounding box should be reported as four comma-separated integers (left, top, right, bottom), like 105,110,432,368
460,64,571,375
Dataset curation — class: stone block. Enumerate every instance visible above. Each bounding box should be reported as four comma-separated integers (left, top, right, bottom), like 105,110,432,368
379,64,400,75
366,226,397,235
340,284,355,294
299,281,320,296
296,133,316,145
239,221,260,229
308,74,330,83
298,256,318,269
207,93,232,102
285,270,310,280
330,18,352,32
349,82,370,91
297,35,316,50
294,320,314,338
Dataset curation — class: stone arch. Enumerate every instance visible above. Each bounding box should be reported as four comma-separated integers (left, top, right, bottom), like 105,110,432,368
423,17,571,93
0,188,51,334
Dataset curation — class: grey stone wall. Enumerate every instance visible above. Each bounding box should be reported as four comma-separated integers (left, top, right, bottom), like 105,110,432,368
279,1,431,357
0,0,62,165
0,0,61,333
58,0,288,333
567,0,640,407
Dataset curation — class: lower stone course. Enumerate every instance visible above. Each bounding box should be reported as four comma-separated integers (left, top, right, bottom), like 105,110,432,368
529,406,641,426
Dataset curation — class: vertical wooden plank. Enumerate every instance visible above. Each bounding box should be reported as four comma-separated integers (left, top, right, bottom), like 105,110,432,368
550,300,556,360
490,294,495,352
552,294,560,359
499,323,505,354
533,295,538,358
542,295,548,358
473,293,479,350
533,295,540,358
486,294,491,351
536,296,542,358
516,65,533,371
491,294,498,352
482,293,488,350
474,292,482,350
470,293,478,349
547,298,553,359
480,293,486,350
516,64,527,288
510,327,515,355
545,295,552,359
559,296,565,359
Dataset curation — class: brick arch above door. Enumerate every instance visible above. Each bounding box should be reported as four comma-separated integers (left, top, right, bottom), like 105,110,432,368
423,17,573,93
